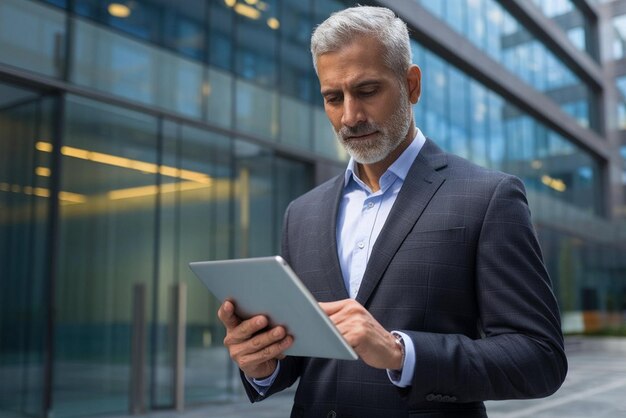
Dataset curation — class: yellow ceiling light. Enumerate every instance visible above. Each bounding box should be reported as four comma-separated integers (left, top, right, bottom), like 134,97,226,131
267,17,280,30
36,167,52,177
108,3,131,18
531,160,543,169
224,0,236,7
35,141,212,184
108,181,211,201
257,1,268,11
59,191,87,204
244,0,259,4
234,3,261,19
36,141,53,152
541,175,567,192
0,181,85,204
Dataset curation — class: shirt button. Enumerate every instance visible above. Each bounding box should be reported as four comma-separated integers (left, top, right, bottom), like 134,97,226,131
357,242,365,249
367,202,374,209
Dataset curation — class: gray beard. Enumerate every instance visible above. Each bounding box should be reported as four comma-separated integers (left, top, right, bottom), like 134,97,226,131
334,90,413,164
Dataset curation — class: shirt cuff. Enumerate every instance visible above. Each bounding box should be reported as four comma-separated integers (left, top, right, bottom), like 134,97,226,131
386,331,415,388
244,361,281,396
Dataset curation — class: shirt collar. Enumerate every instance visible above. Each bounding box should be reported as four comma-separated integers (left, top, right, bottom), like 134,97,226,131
343,127,427,188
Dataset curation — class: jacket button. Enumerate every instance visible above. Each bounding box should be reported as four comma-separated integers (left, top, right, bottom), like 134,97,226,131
327,410,336,418
442,395,451,402
434,394,443,402
426,394,435,401
450,396,457,402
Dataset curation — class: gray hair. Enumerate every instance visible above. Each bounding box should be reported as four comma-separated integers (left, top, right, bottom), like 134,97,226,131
310,6,412,80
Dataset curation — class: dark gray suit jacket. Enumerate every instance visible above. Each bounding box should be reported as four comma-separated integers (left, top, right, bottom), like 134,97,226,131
242,139,567,418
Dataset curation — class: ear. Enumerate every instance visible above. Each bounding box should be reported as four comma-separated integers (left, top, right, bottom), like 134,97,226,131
406,65,421,104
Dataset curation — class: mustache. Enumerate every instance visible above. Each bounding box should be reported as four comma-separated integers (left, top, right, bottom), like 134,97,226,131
337,122,379,139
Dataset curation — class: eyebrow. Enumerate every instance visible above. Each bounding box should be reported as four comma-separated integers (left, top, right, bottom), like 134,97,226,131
321,79,382,96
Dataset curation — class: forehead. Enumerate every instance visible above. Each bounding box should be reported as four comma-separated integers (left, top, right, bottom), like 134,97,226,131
316,37,395,89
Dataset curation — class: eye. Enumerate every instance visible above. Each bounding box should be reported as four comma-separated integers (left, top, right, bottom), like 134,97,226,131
324,95,342,104
359,88,378,97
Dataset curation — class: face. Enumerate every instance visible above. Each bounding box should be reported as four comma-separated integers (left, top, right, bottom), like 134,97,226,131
316,37,421,164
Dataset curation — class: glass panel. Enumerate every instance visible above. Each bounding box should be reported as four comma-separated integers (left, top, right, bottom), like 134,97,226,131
615,75,626,130
530,0,592,58
53,95,157,417
162,0,207,60
0,82,54,418
469,80,489,167
234,141,274,258
313,107,348,161
156,120,235,406
416,0,597,133
206,68,233,129
235,79,279,140
208,0,234,71
73,0,160,43
233,0,279,87
280,96,312,150
612,14,626,60
280,0,315,102
414,41,601,215
0,0,66,78
153,120,178,408
71,18,203,118
177,125,233,404
234,140,314,258
448,67,469,159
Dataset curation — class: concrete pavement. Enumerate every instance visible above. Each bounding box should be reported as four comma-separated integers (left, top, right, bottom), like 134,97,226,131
103,337,626,418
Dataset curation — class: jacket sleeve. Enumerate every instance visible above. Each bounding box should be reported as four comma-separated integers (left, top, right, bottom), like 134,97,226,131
400,175,567,404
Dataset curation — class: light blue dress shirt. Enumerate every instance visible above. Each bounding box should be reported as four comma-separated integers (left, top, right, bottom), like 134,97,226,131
249,128,427,392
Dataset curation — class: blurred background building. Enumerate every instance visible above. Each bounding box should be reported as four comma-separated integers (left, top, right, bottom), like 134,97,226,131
1,0,625,417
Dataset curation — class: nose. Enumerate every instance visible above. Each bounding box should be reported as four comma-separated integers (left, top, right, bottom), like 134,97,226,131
341,96,366,128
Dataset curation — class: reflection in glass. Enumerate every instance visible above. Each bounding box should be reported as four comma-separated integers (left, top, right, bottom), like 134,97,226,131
417,0,596,132
235,79,279,140
0,0,66,78
72,19,203,118
0,83,54,418
53,95,158,417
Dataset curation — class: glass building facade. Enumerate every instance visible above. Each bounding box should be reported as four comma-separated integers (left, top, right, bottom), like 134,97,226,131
0,0,625,417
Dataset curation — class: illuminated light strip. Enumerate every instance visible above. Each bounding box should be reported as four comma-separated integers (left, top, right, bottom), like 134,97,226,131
36,142,53,152
234,3,261,19
36,167,51,177
59,191,87,203
36,142,212,184
541,175,567,192
0,182,86,203
108,181,211,201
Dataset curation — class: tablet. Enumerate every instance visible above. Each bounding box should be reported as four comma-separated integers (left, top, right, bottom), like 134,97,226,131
189,256,358,361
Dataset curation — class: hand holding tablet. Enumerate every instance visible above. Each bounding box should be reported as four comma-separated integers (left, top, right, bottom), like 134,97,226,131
189,256,358,361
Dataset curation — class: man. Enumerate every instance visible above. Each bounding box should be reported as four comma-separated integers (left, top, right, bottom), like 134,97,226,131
218,6,567,417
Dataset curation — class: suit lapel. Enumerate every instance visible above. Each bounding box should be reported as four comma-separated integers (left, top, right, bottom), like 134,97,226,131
319,175,351,301
355,139,448,306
